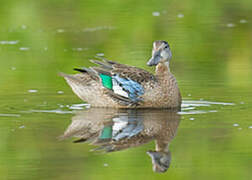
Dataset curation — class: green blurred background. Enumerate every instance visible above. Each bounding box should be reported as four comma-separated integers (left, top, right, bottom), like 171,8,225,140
0,0,252,179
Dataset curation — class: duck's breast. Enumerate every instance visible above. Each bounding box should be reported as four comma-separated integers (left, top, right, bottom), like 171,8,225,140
141,73,181,108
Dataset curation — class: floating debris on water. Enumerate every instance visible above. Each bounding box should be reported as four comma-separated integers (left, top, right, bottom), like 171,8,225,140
9,41,19,45
239,19,247,24
19,125,25,129
57,91,64,94
72,48,88,51
103,163,109,167
152,12,160,16
20,47,30,51
21,25,27,29
59,104,65,108
44,47,48,51
11,67,16,70
187,94,191,97
240,101,244,104
249,126,252,129
189,118,195,120
233,123,239,127
82,26,116,32
226,23,235,28
24,109,73,114
96,53,104,56
28,89,38,93
0,40,19,45
238,128,242,130
57,29,65,33
0,113,21,117
177,13,184,18
77,48,83,51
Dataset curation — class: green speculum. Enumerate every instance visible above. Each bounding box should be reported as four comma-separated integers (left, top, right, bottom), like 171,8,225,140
99,74,113,90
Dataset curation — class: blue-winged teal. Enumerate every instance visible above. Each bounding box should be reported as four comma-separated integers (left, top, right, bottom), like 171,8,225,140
60,40,181,109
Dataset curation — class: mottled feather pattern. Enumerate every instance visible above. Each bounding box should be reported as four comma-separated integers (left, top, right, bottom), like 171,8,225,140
88,59,155,105
111,63,157,84
60,58,181,108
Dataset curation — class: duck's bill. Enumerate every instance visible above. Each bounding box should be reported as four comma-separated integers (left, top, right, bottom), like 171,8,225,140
147,52,161,66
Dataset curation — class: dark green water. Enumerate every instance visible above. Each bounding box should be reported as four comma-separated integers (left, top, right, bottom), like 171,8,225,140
1,0,252,179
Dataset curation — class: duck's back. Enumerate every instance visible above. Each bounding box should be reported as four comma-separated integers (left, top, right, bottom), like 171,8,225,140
60,60,181,109
60,73,119,107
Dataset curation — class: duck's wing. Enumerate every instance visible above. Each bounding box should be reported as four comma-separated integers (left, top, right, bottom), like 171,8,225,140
74,59,157,106
106,60,156,83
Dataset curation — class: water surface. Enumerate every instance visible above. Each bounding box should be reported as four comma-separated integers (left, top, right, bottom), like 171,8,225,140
0,0,252,179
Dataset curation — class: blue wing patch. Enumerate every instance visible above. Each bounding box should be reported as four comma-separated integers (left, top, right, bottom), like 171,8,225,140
112,74,144,102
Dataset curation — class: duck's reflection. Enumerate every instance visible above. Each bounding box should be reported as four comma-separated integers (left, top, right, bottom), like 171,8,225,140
60,108,180,173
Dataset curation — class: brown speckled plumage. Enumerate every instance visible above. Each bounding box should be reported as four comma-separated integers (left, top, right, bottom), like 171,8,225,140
60,40,181,109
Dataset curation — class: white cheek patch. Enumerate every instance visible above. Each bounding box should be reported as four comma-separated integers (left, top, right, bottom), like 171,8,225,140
160,51,169,59
153,42,156,49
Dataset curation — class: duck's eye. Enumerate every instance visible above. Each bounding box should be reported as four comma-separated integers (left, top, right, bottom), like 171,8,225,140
164,45,169,49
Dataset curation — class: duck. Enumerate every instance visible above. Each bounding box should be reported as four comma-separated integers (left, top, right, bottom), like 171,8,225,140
59,108,181,173
60,40,181,109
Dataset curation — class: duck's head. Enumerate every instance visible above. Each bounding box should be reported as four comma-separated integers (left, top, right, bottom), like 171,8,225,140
147,40,172,66
147,150,171,173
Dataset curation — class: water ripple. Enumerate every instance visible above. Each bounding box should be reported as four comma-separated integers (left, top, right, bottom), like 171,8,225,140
180,100,235,115
0,113,21,117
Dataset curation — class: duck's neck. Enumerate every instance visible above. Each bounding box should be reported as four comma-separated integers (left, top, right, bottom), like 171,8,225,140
155,139,170,153
155,61,170,77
